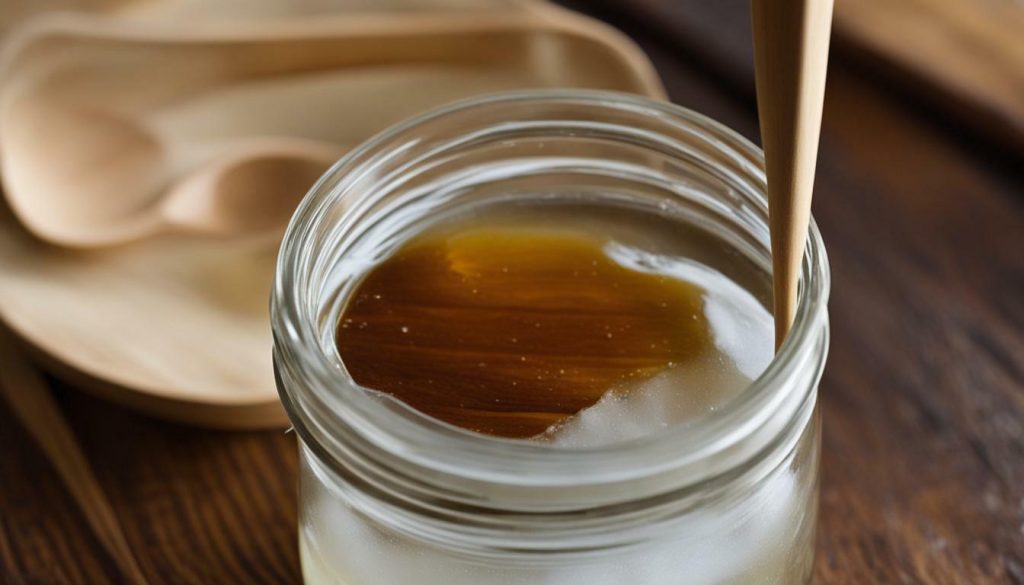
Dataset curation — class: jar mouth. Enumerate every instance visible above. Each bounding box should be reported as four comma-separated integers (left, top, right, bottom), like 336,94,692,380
272,90,830,497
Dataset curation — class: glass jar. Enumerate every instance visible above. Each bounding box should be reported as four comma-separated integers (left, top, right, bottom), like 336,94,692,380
272,91,830,585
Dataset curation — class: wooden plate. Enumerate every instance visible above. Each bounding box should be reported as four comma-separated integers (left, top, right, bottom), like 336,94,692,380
0,3,665,429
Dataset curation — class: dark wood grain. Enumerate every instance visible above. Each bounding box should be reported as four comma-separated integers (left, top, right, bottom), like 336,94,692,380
834,0,1024,154
2,2,1023,584
1,385,301,585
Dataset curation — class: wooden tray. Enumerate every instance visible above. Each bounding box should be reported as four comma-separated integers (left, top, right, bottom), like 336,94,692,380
0,3,665,429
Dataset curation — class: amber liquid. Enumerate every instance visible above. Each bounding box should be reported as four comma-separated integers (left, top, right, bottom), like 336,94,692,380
336,201,770,439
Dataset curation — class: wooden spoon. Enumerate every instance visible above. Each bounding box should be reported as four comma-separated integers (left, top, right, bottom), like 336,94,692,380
0,329,149,584
751,0,834,348
4,110,344,248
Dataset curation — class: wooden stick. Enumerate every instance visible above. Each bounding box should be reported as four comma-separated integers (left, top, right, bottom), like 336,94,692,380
751,0,834,348
0,330,149,584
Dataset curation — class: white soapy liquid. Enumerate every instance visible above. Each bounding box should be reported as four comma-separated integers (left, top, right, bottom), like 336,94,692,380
300,454,805,585
298,246,811,585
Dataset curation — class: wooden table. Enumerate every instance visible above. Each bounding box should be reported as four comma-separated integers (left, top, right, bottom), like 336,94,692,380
2,1,1022,583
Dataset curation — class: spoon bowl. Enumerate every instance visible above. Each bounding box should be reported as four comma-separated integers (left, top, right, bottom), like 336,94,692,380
2,101,343,246
159,140,344,240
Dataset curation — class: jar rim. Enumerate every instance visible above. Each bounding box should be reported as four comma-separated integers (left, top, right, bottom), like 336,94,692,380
272,89,830,491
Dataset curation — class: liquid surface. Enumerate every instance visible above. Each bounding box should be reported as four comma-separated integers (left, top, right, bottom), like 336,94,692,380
336,201,772,441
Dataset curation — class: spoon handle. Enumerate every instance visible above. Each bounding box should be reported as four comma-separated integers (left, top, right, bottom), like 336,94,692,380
751,0,834,348
0,330,149,584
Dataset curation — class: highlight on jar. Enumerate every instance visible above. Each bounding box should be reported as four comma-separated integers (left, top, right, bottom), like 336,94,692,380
272,91,831,585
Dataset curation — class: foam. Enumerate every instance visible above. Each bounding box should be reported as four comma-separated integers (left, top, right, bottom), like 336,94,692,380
539,351,750,447
539,245,774,448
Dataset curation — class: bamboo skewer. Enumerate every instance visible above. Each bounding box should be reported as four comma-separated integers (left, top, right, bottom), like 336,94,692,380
751,0,835,348
0,331,149,584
